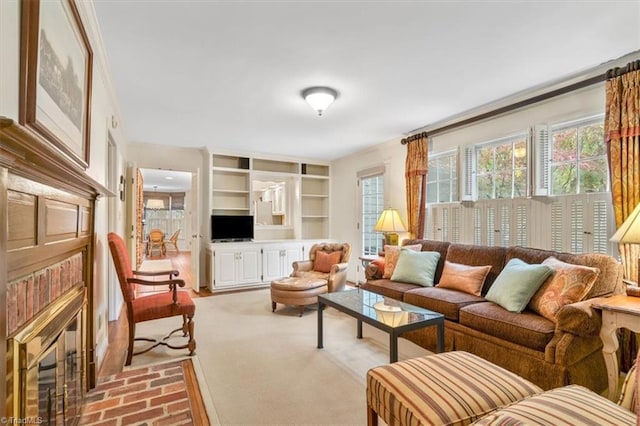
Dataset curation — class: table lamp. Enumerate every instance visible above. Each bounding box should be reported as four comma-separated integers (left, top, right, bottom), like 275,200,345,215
610,201,640,289
374,208,407,246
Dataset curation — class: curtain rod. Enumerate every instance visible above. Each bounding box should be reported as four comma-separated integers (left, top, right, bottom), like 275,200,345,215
401,51,640,142
606,60,640,79
401,132,427,145
423,75,603,139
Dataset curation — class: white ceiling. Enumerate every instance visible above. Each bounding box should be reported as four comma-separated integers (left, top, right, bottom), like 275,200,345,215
93,1,640,161
140,168,192,192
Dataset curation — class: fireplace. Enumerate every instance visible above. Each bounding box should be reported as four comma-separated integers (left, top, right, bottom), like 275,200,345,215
8,287,85,425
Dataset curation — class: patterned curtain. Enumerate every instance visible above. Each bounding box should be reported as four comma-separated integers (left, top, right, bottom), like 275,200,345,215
403,132,428,239
605,60,640,371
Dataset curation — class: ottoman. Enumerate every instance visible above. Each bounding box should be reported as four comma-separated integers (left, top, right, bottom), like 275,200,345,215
366,351,543,426
270,276,328,316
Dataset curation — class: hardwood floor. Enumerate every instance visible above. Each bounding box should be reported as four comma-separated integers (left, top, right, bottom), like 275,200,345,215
99,250,212,378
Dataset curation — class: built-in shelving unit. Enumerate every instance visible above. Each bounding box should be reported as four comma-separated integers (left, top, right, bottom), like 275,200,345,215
301,163,329,239
211,155,251,215
210,154,330,240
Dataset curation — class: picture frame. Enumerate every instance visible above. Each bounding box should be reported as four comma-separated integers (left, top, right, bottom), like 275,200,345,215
19,0,93,169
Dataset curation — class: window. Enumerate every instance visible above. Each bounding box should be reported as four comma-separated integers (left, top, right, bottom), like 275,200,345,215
427,151,458,204
475,134,528,200
550,117,607,195
144,192,185,245
360,173,384,256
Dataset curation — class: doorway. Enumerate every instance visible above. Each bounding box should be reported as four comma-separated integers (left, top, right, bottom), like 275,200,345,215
139,168,195,289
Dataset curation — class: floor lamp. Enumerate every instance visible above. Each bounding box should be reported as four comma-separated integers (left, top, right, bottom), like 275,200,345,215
610,202,640,295
374,208,407,247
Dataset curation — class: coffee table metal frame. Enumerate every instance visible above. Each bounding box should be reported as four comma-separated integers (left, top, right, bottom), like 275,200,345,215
317,289,444,362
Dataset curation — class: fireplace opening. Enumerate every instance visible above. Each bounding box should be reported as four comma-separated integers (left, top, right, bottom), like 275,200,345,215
9,287,86,425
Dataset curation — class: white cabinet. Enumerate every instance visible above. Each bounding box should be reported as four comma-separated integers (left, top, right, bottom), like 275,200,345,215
262,243,303,282
211,243,262,289
208,241,309,291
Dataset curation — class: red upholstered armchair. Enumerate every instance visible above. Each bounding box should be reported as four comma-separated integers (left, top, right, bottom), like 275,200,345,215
108,232,196,366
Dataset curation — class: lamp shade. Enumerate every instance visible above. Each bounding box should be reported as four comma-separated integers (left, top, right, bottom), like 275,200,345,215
302,87,337,116
610,202,640,243
374,208,407,233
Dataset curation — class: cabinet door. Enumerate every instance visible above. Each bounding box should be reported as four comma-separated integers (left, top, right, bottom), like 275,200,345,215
283,245,303,273
213,250,238,288
262,247,285,282
237,248,262,284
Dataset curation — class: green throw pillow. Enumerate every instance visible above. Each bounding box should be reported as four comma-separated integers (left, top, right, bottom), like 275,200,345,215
390,249,441,287
485,258,553,313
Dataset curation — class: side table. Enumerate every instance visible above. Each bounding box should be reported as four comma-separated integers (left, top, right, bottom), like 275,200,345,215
592,295,640,401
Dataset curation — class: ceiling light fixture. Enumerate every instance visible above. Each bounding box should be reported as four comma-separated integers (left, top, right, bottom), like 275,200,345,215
302,86,338,116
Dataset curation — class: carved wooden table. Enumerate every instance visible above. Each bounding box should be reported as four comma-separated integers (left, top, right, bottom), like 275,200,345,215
593,295,640,401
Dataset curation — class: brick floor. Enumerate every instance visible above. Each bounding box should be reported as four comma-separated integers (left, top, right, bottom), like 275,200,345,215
80,360,204,425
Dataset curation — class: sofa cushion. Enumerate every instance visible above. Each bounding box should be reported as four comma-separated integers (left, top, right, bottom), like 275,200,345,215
404,239,451,282
527,256,599,322
437,261,492,296
391,250,440,287
404,287,485,321
459,302,555,351
485,258,553,313
470,385,635,426
367,351,543,426
360,279,421,301
445,244,507,294
383,244,421,278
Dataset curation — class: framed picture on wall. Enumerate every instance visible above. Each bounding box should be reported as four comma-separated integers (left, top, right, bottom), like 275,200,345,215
19,0,93,169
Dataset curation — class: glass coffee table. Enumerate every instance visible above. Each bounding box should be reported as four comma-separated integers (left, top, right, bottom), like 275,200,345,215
317,289,444,363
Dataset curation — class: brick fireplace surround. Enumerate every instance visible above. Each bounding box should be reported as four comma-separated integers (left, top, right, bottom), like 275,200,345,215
1,117,109,422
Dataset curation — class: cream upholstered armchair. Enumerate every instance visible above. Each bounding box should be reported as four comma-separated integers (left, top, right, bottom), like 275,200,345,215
291,243,352,292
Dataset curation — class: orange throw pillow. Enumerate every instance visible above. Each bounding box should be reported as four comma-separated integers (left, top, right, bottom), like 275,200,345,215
528,257,600,322
314,251,342,273
383,244,422,279
437,261,491,296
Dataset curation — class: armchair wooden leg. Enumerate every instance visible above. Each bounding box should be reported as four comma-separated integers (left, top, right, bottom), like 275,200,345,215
126,320,135,366
182,314,188,337
187,315,196,356
272,301,277,312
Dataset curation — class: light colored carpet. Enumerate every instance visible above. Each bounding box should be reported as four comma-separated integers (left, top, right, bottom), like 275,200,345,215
131,288,432,425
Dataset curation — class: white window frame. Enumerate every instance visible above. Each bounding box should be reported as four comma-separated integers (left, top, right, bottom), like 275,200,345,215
358,166,385,257
427,149,459,204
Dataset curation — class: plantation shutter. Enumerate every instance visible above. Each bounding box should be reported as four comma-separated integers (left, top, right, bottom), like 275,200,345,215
441,207,449,241
591,198,609,254
486,206,496,246
515,202,528,247
550,200,564,251
500,204,510,247
451,206,461,243
474,207,482,245
533,125,550,196
570,198,584,254
461,146,475,201
425,207,435,239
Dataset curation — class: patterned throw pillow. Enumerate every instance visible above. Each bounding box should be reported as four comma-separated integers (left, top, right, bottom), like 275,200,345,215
383,244,422,279
437,261,492,296
313,251,342,273
528,257,600,322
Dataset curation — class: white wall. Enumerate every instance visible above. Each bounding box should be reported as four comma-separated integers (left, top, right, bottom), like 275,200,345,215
0,0,130,371
331,84,609,284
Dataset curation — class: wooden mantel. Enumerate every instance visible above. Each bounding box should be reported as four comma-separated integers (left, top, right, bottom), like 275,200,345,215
0,115,113,419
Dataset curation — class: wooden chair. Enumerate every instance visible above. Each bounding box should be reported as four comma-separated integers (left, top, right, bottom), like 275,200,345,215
165,229,181,253
107,232,196,366
148,228,166,257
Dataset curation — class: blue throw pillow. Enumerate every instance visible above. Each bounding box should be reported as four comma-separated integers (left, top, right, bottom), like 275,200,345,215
390,249,441,287
485,258,553,313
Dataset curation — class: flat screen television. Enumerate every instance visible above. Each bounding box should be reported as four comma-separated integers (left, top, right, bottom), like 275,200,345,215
211,215,254,242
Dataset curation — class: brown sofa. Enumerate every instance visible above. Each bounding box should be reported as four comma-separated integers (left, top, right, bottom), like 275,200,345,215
362,239,625,393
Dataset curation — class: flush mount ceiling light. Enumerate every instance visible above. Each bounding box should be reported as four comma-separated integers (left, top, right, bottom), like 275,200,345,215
302,86,338,116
